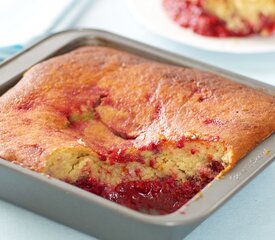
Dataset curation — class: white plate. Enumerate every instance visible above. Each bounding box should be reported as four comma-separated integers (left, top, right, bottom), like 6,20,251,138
126,0,275,53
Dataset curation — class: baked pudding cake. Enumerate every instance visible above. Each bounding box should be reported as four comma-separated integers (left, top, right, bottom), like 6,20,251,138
163,0,275,37
0,46,274,214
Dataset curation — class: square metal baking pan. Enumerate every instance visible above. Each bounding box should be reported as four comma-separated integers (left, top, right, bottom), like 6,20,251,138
0,29,274,240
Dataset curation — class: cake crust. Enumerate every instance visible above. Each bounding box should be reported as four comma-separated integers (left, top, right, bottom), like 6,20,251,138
1,46,274,167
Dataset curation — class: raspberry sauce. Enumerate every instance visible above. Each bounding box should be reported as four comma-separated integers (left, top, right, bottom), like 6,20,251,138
72,161,224,215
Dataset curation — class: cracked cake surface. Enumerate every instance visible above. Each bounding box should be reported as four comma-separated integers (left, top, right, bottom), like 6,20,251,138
0,46,274,214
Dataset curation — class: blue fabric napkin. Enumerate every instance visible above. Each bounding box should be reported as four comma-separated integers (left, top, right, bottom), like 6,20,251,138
0,0,91,62
0,45,23,62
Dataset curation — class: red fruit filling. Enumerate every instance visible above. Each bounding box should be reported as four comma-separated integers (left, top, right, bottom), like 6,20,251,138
72,160,224,215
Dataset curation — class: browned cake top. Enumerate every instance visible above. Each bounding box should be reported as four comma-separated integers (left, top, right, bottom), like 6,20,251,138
0,46,274,171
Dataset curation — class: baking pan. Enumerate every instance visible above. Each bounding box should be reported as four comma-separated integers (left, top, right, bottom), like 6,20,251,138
0,29,274,240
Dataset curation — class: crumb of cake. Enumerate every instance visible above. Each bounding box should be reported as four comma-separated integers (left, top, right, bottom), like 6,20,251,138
194,191,203,201
77,138,86,146
263,148,271,156
40,173,52,179
217,174,225,179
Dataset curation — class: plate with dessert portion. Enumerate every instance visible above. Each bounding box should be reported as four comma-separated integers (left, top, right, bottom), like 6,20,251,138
126,0,275,53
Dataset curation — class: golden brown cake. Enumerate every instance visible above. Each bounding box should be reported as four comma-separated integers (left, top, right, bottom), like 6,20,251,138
163,0,275,37
0,46,274,214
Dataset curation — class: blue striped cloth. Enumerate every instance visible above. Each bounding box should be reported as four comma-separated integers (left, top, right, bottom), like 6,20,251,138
0,0,91,63
0,45,23,62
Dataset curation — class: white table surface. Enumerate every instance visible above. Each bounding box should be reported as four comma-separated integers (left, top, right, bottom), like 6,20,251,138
1,0,275,239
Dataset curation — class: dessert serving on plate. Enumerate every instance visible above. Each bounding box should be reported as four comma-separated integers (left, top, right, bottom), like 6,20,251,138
0,46,274,214
163,0,275,37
